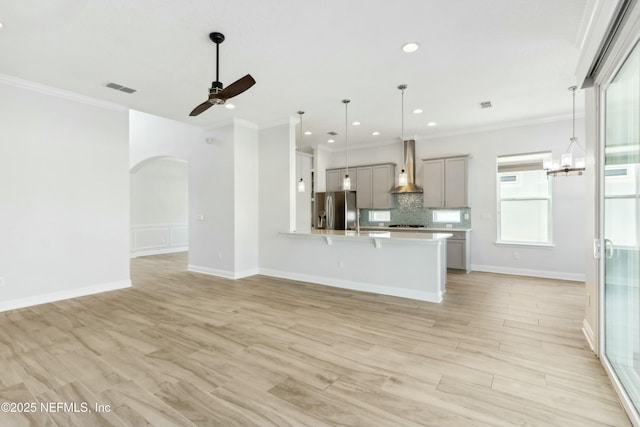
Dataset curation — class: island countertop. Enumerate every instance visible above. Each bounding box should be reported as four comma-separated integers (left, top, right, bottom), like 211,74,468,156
274,228,450,303
359,226,472,232
283,229,452,245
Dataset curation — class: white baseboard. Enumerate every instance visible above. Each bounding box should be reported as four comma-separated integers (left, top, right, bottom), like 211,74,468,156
188,265,259,280
259,268,443,303
471,264,585,282
130,246,188,258
0,280,131,313
582,318,597,354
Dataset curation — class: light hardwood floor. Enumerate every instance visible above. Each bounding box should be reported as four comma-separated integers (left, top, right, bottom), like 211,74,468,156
0,252,631,426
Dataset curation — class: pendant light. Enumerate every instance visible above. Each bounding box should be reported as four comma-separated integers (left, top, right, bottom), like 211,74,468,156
296,111,306,192
544,86,586,177
342,99,352,190
397,84,409,186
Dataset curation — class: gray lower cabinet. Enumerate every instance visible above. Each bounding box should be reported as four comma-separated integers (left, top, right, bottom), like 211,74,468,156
446,230,471,273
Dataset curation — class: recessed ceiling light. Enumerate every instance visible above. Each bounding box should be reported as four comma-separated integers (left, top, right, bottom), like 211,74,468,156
352,121,361,126
427,122,437,127
225,103,235,109
328,139,335,143
402,42,419,53
304,131,312,135
372,131,380,136
413,108,423,114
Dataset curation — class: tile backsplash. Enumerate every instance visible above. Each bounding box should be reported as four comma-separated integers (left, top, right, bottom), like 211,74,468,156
360,193,471,229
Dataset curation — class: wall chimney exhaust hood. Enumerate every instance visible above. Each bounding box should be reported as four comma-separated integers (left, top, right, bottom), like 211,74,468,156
390,139,423,193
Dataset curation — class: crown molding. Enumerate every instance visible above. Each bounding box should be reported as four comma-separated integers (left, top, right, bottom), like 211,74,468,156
0,73,127,112
312,113,583,153
415,113,582,141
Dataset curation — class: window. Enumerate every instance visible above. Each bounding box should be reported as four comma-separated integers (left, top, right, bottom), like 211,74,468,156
432,210,461,223
604,165,638,247
368,210,390,222
497,152,552,244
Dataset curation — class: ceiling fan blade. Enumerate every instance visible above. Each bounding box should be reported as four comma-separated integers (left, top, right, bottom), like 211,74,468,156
217,74,256,101
189,100,214,116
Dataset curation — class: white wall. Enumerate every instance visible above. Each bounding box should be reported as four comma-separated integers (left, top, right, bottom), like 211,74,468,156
130,111,258,278
231,121,259,275
130,157,189,257
0,78,130,311
322,118,587,280
296,151,313,232
131,158,188,224
258,120,297,270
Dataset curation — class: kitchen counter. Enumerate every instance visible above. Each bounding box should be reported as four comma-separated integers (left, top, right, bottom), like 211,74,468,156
272,229,450,303
284,229,451,246
360,226,472,232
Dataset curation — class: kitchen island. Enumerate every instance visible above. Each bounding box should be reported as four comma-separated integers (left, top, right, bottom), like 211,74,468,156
262,229,451,303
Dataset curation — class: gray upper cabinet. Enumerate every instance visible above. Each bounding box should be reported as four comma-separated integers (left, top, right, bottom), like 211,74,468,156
422,159,445,207
326,163,395,208
422,156,469,208
326,169,342,192
327,168,357,192
356,167,373,208
371,164,395,208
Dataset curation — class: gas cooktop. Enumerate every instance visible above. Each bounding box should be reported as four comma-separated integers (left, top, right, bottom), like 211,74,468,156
388,224,424,228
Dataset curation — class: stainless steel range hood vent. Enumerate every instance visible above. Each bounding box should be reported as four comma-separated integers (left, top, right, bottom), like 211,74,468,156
390,139,423,193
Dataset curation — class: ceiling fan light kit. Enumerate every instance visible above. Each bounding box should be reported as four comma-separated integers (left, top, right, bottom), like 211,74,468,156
189,32,256,116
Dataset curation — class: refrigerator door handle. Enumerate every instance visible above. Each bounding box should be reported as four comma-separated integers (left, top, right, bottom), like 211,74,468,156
327,194,334,229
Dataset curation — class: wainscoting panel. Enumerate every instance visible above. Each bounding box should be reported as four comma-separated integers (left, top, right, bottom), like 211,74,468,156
130,223,188,257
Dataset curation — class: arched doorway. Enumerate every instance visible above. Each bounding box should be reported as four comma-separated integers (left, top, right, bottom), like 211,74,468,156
130,157,189,258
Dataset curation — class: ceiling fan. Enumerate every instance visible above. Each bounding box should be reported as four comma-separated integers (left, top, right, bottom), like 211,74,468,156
189,32,256,116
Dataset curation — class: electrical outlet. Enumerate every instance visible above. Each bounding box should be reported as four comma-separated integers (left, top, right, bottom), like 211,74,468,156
513,251,520,260
464,213,470,220
218,252,223,260
338,260,344,268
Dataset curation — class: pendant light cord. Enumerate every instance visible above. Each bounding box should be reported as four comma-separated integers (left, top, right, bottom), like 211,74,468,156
572,87,575,140
398,84,407,172
401,88,404,142
343,99,350,176
296,111,304,181
568,86,584,151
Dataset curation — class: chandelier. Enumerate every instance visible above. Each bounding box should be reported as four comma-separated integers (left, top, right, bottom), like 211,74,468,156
545,86,585,177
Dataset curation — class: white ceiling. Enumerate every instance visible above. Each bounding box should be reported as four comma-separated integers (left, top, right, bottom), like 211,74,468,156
0,0,591,149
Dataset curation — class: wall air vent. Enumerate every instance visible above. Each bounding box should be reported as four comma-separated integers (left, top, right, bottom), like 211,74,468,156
480,101,492,109
105,82,137,94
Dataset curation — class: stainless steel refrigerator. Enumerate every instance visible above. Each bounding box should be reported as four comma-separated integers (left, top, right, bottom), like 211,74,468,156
314,191,357,230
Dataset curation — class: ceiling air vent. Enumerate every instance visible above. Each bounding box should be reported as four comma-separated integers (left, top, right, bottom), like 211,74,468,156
480,101,492,109
105,82,137,94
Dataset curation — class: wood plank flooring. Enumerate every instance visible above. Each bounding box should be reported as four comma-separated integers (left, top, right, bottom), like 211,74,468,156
0,252,631,426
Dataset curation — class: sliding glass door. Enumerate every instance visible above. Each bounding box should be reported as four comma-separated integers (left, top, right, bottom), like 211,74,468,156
603,40,640,413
